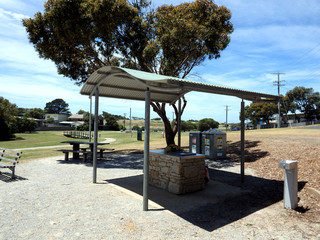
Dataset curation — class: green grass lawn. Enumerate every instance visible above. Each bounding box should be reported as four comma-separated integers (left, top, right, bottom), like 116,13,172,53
1,131,67,149
0,130,188,161
2,125,318,162
0,131,105,161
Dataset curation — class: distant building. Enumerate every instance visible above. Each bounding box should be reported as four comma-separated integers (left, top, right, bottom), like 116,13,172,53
44,113,69,123
59,114,85,127
284,113,306,123
68,114,84,122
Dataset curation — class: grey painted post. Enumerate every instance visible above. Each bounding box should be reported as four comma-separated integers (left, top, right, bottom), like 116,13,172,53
178,98,181,147
143,89,150,211
279,160,298,209
130,108,132,137
240,99,245,183
93,88,99,183
89,96,92,142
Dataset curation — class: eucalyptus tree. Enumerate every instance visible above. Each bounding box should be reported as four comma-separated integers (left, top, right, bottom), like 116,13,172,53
23,0,233,145
286,86,320,121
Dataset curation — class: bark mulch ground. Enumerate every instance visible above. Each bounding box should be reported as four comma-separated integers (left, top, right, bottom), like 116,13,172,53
227,129,320,223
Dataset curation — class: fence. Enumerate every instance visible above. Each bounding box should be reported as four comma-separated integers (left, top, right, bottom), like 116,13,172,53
258,120,320,129
63,131,92,139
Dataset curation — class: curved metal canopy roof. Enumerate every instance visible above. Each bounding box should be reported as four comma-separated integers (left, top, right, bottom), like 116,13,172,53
80,66,279,103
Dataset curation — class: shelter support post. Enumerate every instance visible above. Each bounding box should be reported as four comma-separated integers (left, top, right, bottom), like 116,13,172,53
240,99,245,183
178,98,181,147
143,89,150,211
93,88,99,183
89,96,92,142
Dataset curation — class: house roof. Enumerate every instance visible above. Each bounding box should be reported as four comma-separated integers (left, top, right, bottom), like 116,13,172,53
68,114,84,119
80,66,280,103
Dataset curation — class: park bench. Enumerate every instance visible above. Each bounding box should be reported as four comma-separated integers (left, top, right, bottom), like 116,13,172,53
55,149,90,162
0,148,22,179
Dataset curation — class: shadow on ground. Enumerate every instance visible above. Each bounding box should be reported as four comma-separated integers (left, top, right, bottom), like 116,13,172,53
105,168,307,232
56,148,307,232
0,172,28,182
57,150,144,170
227,140,269,163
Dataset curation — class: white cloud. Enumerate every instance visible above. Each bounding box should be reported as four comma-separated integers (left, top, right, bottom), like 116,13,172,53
1,0,319,123
0,8,29,20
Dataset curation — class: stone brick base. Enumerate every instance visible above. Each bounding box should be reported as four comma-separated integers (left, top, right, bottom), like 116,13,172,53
149,149,206,194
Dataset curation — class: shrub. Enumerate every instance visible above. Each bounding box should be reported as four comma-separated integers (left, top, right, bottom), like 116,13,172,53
198,118,219,132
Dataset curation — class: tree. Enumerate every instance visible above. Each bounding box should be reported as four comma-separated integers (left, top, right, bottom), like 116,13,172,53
181,120,197,131
280,95,295,123
23,0,233,146
286,86,320,121
25,108,45,119
198,118,219,131
15,117,37,133
245,102,278,125
44,98,70,114
102,112,120,131
77,109,86,114
76,111,94,131
0,97,18,140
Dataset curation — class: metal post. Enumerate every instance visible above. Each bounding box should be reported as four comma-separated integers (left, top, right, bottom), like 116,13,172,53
240,99,245,183
89,97,92,142
225,105,229,132
130,108,132,137
178,98,181,147
278,101,281,128
93,88,99,183
143,89,150,211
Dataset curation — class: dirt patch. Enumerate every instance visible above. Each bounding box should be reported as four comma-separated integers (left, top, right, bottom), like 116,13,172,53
227,129,320,223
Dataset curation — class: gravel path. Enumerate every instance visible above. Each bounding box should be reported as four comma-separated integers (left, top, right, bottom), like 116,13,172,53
0,153,319,240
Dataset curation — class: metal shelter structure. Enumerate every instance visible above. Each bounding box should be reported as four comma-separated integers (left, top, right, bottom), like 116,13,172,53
80,66,280,211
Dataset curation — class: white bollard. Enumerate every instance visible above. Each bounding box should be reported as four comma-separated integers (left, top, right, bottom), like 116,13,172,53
279,160,298,209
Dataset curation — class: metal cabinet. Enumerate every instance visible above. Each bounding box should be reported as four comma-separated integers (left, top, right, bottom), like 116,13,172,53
201,129,226,159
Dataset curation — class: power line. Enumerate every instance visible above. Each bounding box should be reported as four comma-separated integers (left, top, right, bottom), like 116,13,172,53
284,43,320,70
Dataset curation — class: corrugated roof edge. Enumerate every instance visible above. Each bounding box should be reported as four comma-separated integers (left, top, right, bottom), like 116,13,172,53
81,66,281,102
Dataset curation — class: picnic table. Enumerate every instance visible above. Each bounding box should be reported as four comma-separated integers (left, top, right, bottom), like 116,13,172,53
60,141,110,160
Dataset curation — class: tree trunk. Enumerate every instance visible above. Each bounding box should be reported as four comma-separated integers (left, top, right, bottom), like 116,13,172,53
150,97,187,146
163,115,176,146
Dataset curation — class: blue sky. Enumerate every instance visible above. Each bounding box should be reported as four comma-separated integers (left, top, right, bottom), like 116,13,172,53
0,0,320,123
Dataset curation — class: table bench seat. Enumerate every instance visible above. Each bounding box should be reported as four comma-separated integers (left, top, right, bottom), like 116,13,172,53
97,148,115,158
55,149,89,162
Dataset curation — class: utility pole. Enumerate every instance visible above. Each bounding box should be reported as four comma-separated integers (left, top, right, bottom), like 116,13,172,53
271,72,285,128
225,105,231,131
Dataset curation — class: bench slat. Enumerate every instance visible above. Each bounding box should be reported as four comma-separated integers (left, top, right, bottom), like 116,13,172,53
1,152,21,159
0,148,22,154
0,156,18,164
0,162,13,168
